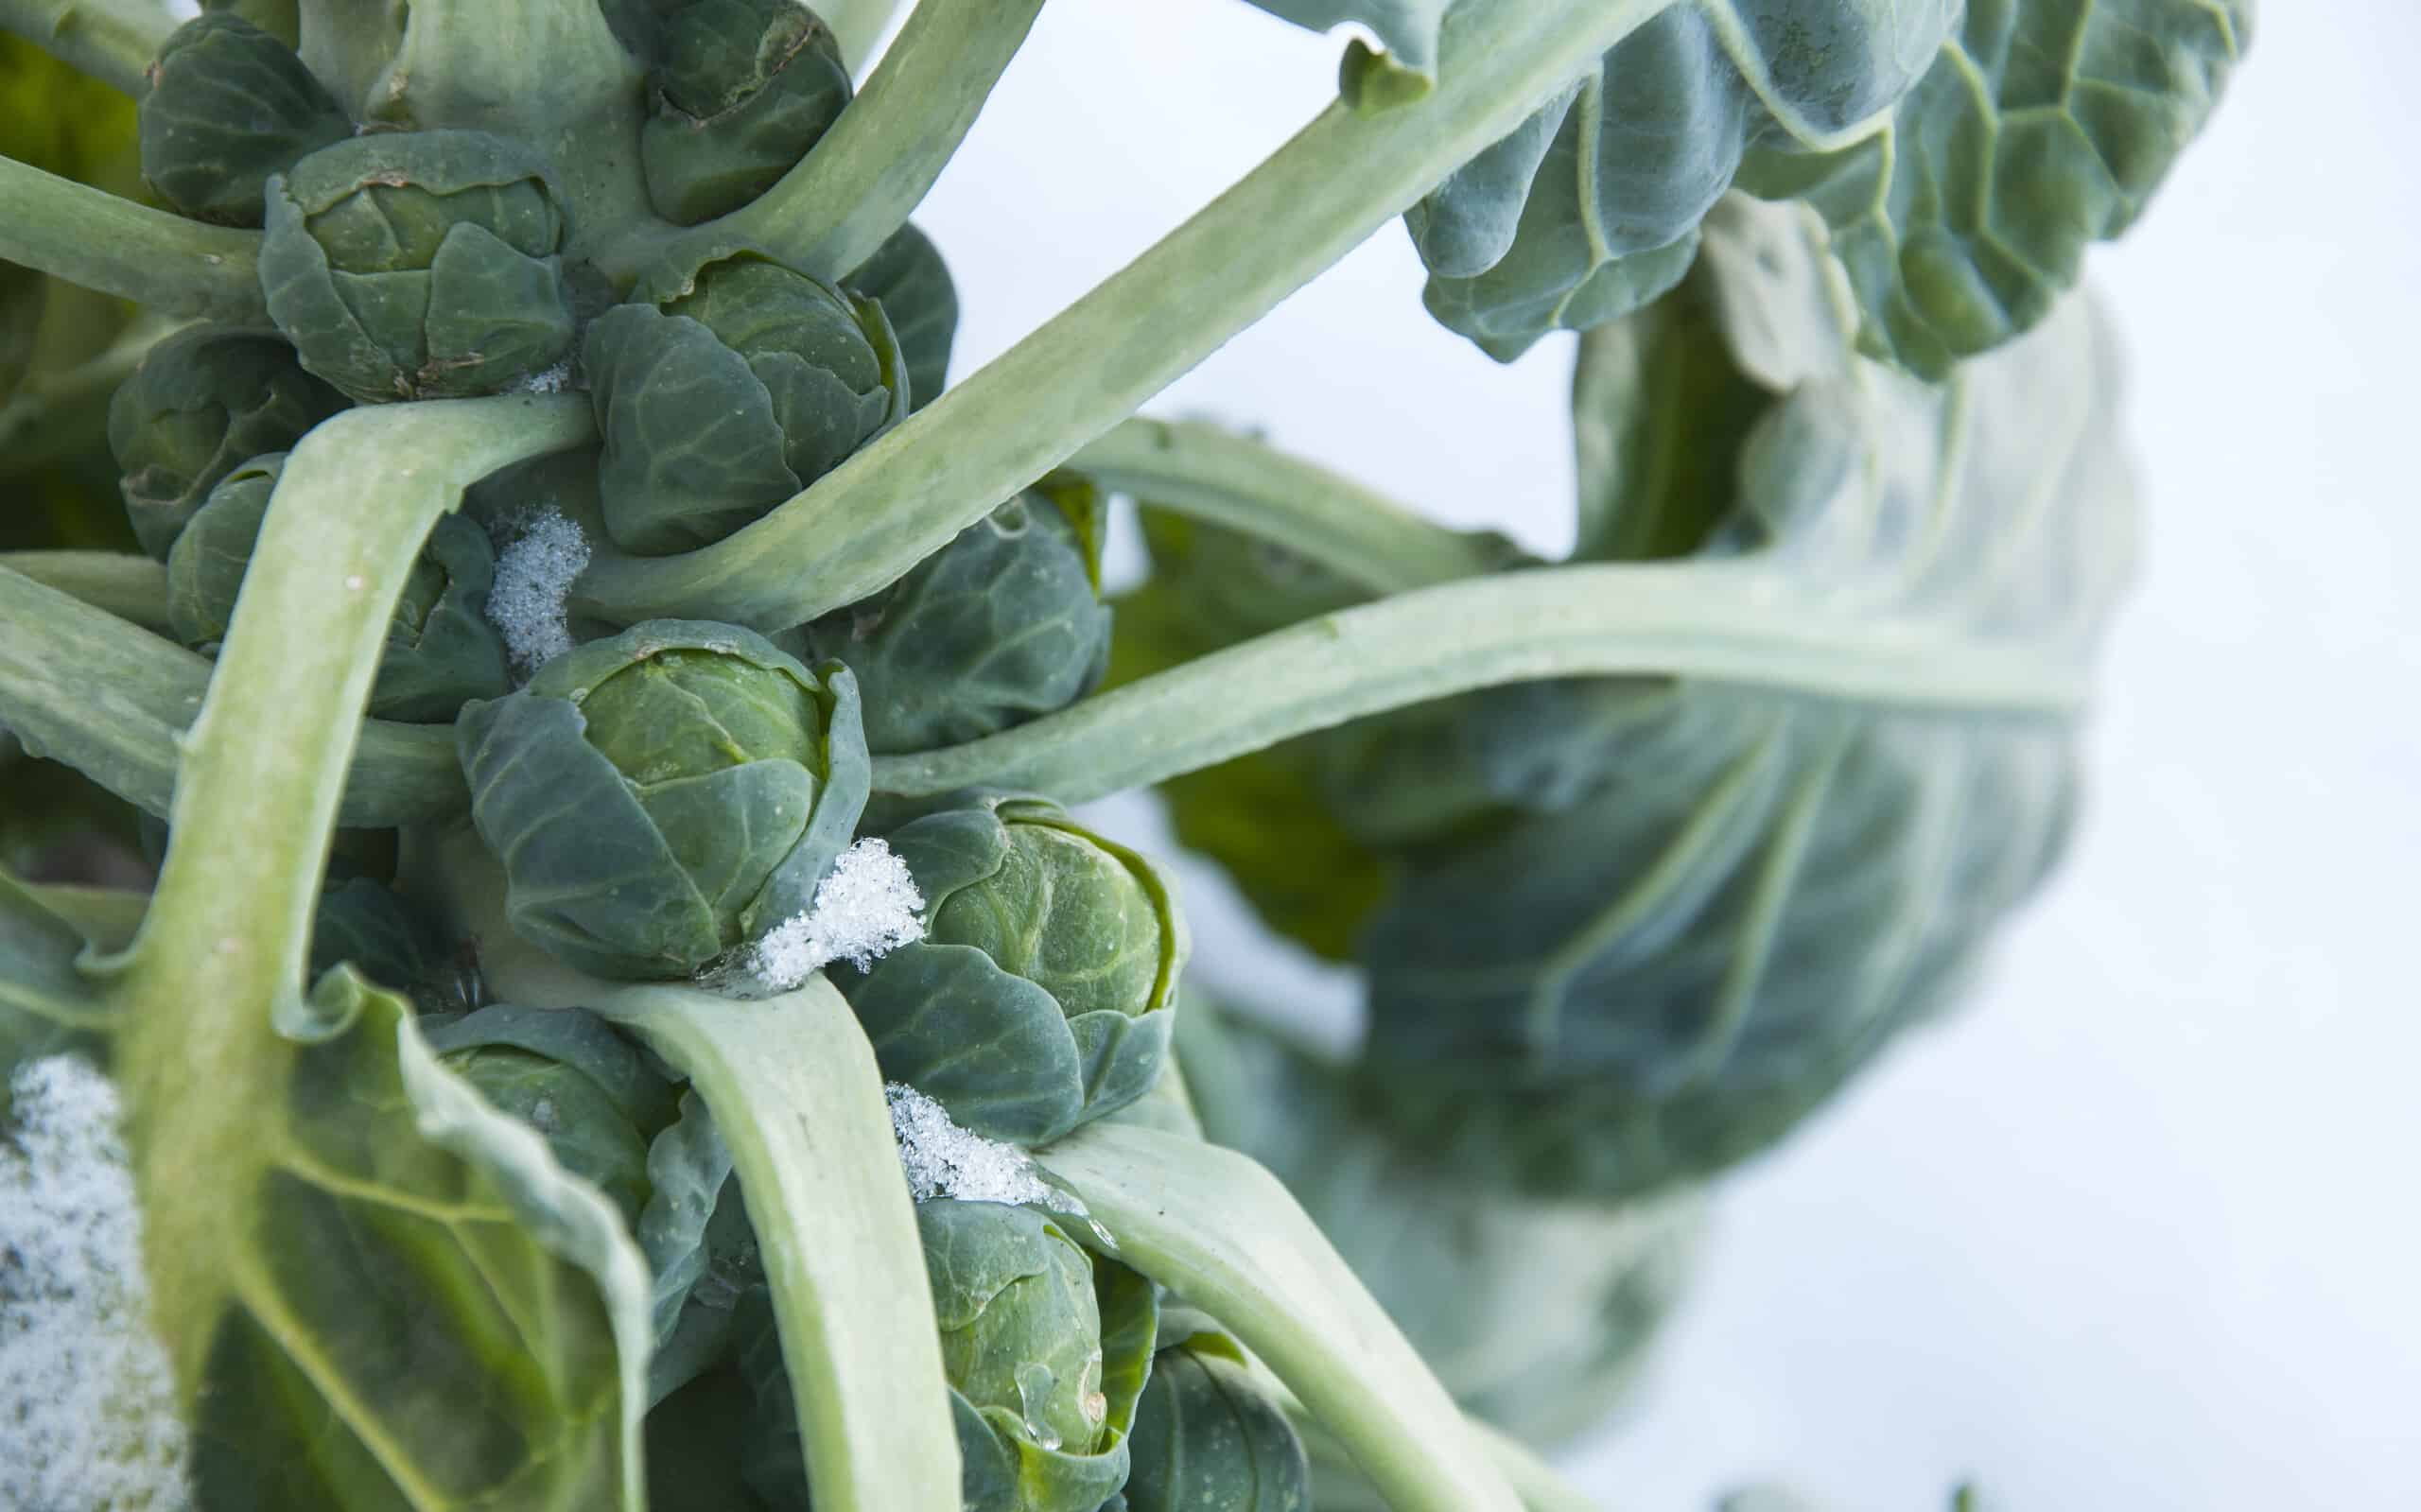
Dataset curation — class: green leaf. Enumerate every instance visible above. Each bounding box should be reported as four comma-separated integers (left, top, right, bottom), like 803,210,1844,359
0,870,131,1088
1738,0,2254,376
802,491,1108,754
182,986,654,1510
1355,197,2126,1195
1234,2,1453,109
1123,1308,1313,1512
640,0,855,225
843,222,959,413
1407,0,2246,372
139,13,353,227
1187,1004,1703,1447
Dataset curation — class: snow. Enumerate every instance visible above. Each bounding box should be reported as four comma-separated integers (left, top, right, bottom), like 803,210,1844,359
0,1056,192,1510
886,1084,1055,1208
511,359,575,395
735,838,925,990
485,508,591,674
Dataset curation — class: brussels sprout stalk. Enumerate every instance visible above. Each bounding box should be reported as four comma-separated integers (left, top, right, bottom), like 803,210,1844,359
0,548,169,631
425,823,964,1512
573,0,1670,630
0,152,268,322
0,0,174,96
83,394,589,1398
1070,417,1505,595
606,0,1047,286
1036,1120,1524,1512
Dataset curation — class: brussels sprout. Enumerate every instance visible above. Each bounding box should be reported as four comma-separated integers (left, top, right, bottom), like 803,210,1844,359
801,485,1108,753
420,1003,683,1226
259,129,578,403
164,453,514,721
840,794,1184,1144
640,0,854,225
138,14,352,226
583,252,907,553
308,876,452,1009
843,221,958,413
739,1199,1158,1512
456,619,872,979
105,324,347,559
1123,1308,1311,1512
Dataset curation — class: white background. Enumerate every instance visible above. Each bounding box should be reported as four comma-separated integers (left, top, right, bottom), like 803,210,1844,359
909,5,2420,1508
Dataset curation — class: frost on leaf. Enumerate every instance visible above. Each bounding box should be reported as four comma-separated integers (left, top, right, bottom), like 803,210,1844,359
511,358,575,395
485,508,591,674
887,1083,1054,1208
0,1056,193,1511
733,838,924,991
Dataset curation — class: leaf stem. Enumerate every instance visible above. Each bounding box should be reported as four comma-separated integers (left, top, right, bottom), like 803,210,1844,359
1036,1121,1524,1512
100,393,589,1398
0,549,169,632
0,314,175,476
872,557,2087,802
1070,417,1507,594
433,827,963,1512
601,0,1046,286
574,0,1665,631
0,0,175,97
0,155,269,322
0,560,471,826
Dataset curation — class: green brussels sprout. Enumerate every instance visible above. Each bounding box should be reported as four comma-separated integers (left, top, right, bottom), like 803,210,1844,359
164,452,514,721
800,484,1107,753
841,794,1185,1144
1122,1307,1310,1512
420,1003,683,1225
640,0,854,225
106,324,347,559
138,14,352,226
259,129,577,403
456,619,872,979
583,252,908,553
843,221,957,413
308,876,453,1010
739,1199,1158,1512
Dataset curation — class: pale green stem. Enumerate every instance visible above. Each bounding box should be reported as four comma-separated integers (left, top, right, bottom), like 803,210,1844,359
0,155,268,322
102,393,589,1398
1036,1121,1524,1512
1288,1394,1609,1512
0,561,471,826
1070,416,1507,594
871,556,2087,800
0,550,169,633
574,0,1664,630
0,314,176,475
0,0,175,96
434,827,962,1512
605,0,1047,285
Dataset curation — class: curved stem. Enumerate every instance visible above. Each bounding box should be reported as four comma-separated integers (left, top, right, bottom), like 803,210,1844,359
1071,417,1506,594
0,155,268,322
98,393,588,1399
0,314,175,476
575,0,1664,631
1289,1396,1607,1512
602,0,1046,286
433,827,963,1512
0,549,170,632
0,0,174,97
0,562,470,826
871,558,2086,801
1036,1121,1524,1512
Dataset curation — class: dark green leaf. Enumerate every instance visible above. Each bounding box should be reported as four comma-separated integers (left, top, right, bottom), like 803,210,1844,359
641,0,854,225
139,14,352,227
843,222,959,412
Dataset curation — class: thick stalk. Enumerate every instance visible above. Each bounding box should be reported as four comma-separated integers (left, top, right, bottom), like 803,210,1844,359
1071,417,1506,594
1036,1121,1524,1512
605,0,1046,285
871,556,2087,801
0,0,173,96
436,829,962,1512
574,0,1663,630
102,393,589,1398
0,560,472,827
0,156,268,322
